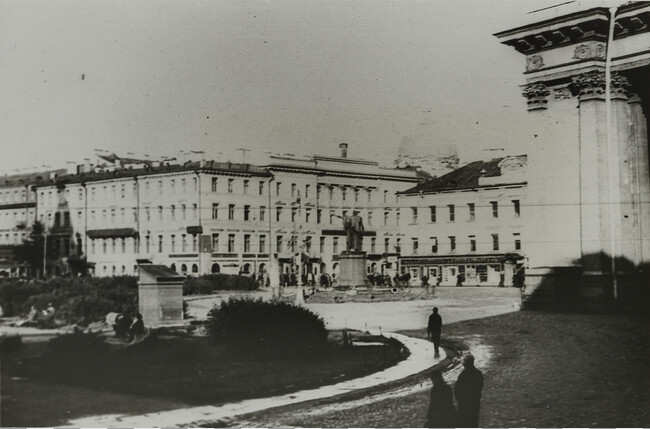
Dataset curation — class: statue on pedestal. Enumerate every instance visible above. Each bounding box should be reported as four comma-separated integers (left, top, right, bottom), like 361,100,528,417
340,211,364,252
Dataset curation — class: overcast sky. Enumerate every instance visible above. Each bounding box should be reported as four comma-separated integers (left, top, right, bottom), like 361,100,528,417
0,0,569,173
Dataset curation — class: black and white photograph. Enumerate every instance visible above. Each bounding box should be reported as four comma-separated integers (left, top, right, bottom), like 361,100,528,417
0,0,648,427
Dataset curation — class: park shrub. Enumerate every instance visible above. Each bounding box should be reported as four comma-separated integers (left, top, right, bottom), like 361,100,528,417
183,274,258,295
206,298,327,356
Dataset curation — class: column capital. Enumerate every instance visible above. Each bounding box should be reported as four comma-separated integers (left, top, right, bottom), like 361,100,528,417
522,82,550,111
569,70,632,101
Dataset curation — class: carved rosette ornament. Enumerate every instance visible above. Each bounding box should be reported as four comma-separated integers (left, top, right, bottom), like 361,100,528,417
569,71,632,100
526,54,544,71
572,42,606,60
522,82,551,110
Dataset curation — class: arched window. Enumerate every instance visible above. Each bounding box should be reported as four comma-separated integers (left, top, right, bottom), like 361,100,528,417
211,263,220,273
243,263,251,273
170,263,176,272
181,264,187,273
192,264,198,273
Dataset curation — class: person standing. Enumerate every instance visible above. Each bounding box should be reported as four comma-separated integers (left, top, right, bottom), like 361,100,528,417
427,307,442,356
454,354,484,427
425,370,456,428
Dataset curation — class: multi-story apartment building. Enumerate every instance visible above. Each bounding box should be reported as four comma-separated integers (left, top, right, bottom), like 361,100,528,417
398,155,527,286
34,144,422,279
264,143,423,278
0,170,65,276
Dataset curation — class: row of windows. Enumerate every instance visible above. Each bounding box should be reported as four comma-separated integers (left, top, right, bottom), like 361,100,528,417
0,190,29,204
412,200,521,224
409,233,522,254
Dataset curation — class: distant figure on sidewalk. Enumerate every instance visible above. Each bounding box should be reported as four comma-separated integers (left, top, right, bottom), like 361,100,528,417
425,370,456,428
427,307,442,356
454,354,484,427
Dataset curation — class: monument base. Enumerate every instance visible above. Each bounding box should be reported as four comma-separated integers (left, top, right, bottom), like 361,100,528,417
337,251,370,288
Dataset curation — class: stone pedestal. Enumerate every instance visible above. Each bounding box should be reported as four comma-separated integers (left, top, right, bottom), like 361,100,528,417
138,264,185,327
337,251,370,288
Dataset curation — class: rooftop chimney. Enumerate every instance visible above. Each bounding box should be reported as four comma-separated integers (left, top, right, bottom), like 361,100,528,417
339,143,348,158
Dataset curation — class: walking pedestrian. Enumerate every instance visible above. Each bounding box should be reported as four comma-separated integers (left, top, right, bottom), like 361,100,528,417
427,307,442,356
424,370,456,428
454,354,484,427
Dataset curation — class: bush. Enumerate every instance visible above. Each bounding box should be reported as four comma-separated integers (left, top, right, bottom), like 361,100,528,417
206,298,327,356
184,274,258,295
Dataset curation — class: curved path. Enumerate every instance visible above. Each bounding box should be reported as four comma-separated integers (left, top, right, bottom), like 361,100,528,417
67,287,520,427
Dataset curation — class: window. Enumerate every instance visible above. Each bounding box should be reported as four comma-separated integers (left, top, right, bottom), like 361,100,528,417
259,235,266,253
181,234,187,251
244,205,251,221
329,186,334,200
244,234,251,253
412,238,419,253
243,180,249,194
411,207,418,223
384,237,390,253
145,235,150,253
448,204,455,222
384,211,389,226
383,190,388,203
192,235,197,251
158,206,163,221
468,203,475,221
211,177,218,192
430,206,436,222
182,178,186,193
431,237,438,253
212,203,219,219
291,207,297,222
212,234,219,251
228,234,235,253
305,208,312,223
354,188,359,202
341,187,347,201
367,211,373,226
110,209,116,224
276,235,283,253
317,209,322,224
276,207,282,222
305,184,310,198
170,235,176,252
317,185,322,199
228,204,235,220
396,238,401,253
158,235,163,253
121,238,126,253
320,236,325,253
276,182,282,196
260,206,266,222
469,235,477,252
492,234,499,251
333,237,339,254
367,189,372,202
491,201,499,218
396,210,401,226
291,183,296,198
305,236,312,253
513,199,521,217
158,181,163,195
259,181,265,195
193,203,198,219
181,204,186,220
228,179,234,193
170,205,175,220
514,233,521,250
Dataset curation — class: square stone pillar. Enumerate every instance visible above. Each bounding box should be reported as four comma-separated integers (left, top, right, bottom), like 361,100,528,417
138,264,185,327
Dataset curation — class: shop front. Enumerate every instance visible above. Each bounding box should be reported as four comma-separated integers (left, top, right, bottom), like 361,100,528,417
399,254,523,287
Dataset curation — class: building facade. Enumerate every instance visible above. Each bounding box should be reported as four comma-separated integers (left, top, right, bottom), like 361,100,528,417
398,156,527,287
496,2,650,302
33,145,421,280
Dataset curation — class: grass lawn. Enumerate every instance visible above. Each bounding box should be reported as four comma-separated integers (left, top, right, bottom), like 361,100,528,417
1,330,405,427
243,311,650,428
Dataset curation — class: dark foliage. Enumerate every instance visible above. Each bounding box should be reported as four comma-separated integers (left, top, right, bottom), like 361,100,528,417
183,274,258,295
206,298,327,356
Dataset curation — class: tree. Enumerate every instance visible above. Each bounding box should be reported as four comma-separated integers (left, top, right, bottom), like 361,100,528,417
15,221,56,278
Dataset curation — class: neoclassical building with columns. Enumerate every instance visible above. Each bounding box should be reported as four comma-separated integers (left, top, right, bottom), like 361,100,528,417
495,2,650,306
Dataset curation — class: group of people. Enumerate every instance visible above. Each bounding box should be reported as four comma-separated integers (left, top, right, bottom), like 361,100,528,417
106,312,146,341
426,306,484,428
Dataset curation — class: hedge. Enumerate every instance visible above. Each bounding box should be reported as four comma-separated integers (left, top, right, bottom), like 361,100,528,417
206,298,327,356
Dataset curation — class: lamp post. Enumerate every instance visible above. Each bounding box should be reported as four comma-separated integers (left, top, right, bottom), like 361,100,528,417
42,226,49,279
293,192,304,305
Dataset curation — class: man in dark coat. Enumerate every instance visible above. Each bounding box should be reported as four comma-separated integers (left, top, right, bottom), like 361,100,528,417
425,370,456,428
427,307,442,356
454,354,484,427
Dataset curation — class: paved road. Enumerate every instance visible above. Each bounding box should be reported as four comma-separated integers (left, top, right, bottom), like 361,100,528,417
187,286,522,332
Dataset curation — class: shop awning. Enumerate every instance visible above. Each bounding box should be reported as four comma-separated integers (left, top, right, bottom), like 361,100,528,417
87,228,138,239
